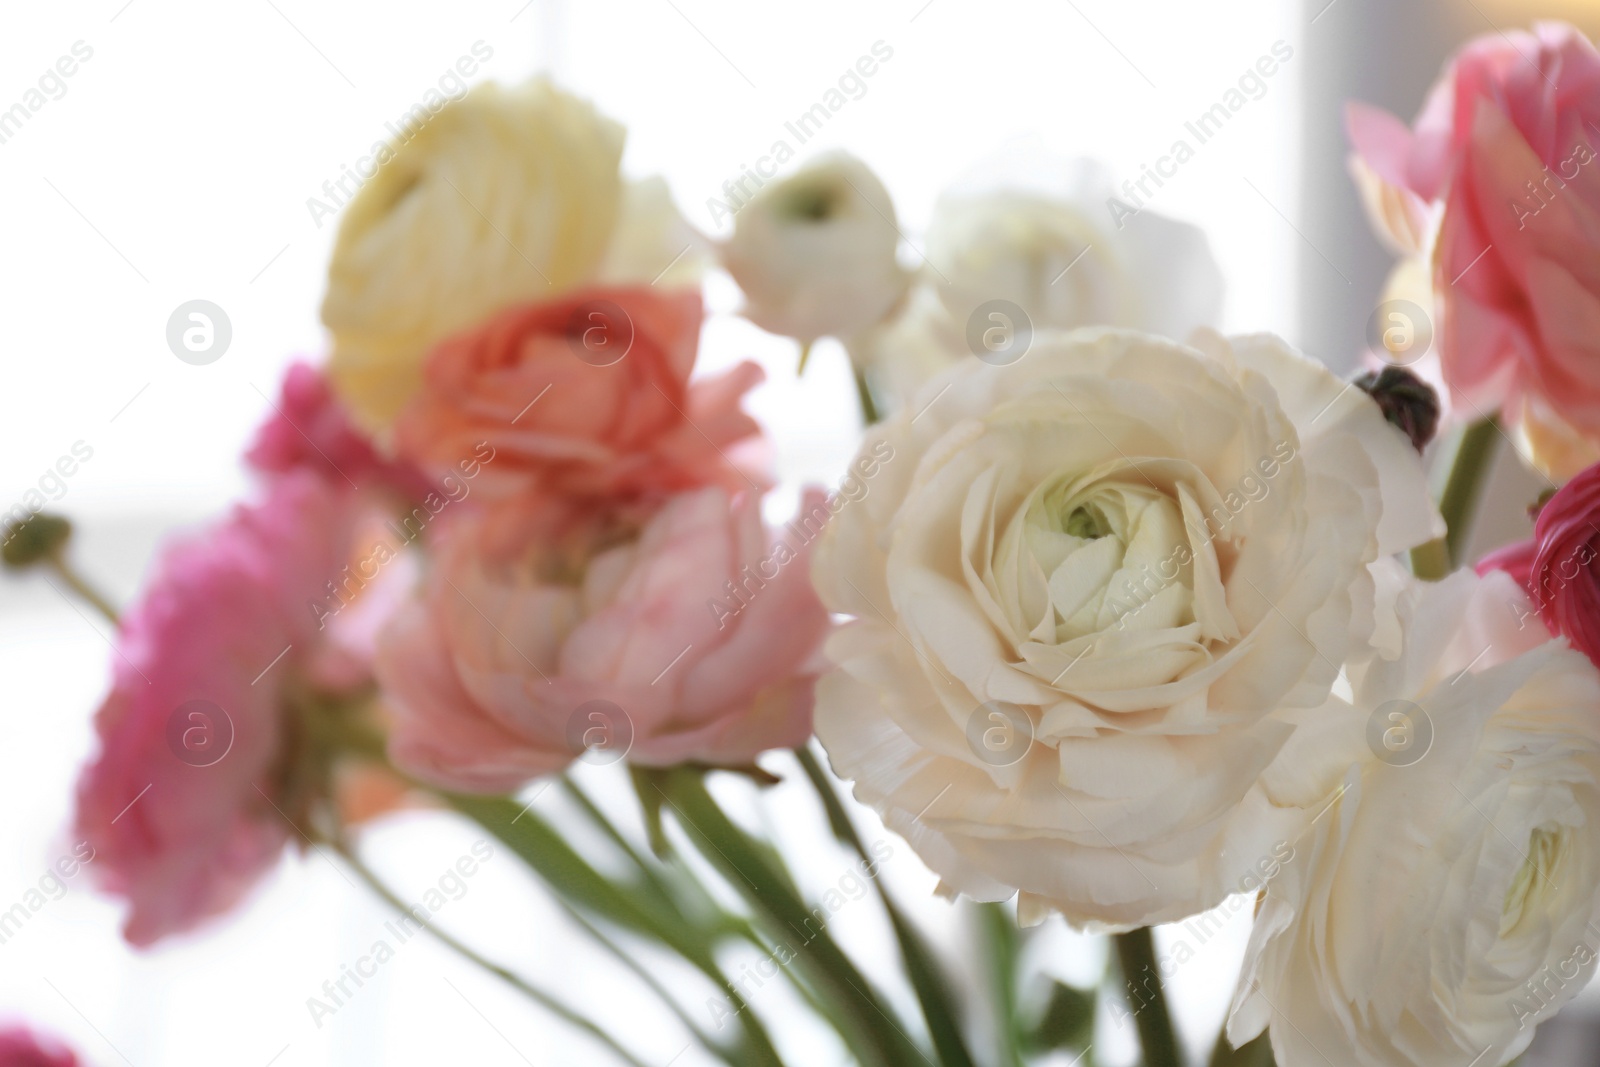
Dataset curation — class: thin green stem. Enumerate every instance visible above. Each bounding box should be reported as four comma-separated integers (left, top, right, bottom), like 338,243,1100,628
1114,928,1181,1067
1209,1029,1274,1067
1410,416,1498,579
331,840,651,1067
443,790,787,1067
854,365,881,426
47,552,119,624
554,900,741,1066
977,902,1025,1067
652,766,931,1067
795,746,976,1067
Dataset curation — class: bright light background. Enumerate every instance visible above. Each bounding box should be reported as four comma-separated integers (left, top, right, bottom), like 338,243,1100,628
0,1,1310,1064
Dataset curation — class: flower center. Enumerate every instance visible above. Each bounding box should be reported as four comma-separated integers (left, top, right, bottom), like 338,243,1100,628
1018,476,1196,644
1501,825,1565,938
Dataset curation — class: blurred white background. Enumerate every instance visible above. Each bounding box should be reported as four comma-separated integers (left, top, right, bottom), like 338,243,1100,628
0,0,1378,1064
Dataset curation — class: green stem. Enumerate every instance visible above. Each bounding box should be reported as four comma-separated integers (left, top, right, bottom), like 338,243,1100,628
443,790,786,1067
795,746,977,1067
331,840,651,1067
651,766,930,1067
978,902,1026,1067
554,899,742,1066
1114,928,1181,1067
854,365,881,426
1209,1029,1274,1067
47,552,119,624
1410,416,1498,579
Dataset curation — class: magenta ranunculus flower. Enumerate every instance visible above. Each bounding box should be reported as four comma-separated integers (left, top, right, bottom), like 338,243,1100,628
1477,461,1600,663
0,1025,80,1067
377,487,829,792
1348,22,1600,457
73,472,387,946
246,361,434,501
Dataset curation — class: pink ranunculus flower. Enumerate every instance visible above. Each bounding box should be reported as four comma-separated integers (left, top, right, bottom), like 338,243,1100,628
1347,22,1600,467
394,287,766,505
74,472,391,946
246,361,435,501
0,1026,80,1067
1478,461,1600,663
377,488,829,792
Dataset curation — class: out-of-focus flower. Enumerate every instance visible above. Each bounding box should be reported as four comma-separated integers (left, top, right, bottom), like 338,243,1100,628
811,327,1440,929
246,361,434,500
721,153,910,344
322,78,626,434
378,488,828,792
0,1025,81,1067
1477,460,1600,665
854,158,1224,412
395,287,764,503
1230,568,1600,1067
1347,23,1600,475
73,474,395,945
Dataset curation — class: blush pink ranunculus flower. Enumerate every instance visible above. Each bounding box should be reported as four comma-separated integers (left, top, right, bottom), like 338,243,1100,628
1477,460,1600,664
376,488,829,792
73,473,392,946
1347,22,1600,463
0,1026,80,1067
246,361,435,501
394,286,765,504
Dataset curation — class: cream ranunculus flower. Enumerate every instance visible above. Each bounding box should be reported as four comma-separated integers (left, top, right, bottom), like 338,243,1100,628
811,327,1441,928
720,152,910,344
1230,567,1600,1067
853,159,1224,413
322,78,625,433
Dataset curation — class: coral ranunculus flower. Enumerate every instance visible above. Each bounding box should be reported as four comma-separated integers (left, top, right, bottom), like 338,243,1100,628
395,287,765,502
1347,22,1600,474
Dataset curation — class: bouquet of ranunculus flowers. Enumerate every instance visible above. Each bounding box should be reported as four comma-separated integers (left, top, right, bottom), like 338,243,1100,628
22,22,1600,1067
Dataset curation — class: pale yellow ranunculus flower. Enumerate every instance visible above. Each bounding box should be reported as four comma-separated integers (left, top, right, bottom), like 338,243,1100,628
322,78,625,434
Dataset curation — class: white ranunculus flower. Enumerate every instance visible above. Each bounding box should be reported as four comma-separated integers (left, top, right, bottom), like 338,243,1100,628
852,159,1224,413
323,77,625,433
1230,567,1600,1067
721,152,910,344
811,327,1440,928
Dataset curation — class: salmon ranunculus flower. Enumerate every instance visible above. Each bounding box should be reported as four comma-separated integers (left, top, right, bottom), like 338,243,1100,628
395,287,764,503
1347,22,1600,476
376,489,828,792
